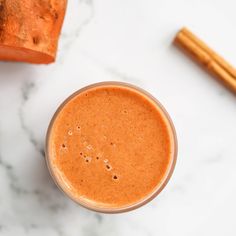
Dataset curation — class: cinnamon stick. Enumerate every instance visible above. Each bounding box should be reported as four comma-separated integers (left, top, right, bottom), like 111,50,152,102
174,27,236,93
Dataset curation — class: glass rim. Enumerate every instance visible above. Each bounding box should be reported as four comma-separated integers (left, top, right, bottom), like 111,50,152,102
45,81,178,214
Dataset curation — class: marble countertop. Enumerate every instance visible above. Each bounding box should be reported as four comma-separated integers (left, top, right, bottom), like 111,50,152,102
0,0,236,235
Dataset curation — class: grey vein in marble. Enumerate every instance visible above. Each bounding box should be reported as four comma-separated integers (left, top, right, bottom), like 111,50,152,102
94,213,103,224
203,153,224,165
81,50,143,85
0,152,27,195
19,80,45,157
104,66,143,85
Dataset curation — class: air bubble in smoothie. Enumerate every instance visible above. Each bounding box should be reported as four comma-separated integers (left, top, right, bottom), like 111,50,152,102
85,156,92,163
105,164,112,171
113,175,118,180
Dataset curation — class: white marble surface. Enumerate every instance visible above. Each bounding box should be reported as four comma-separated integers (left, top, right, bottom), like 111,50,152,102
0,0,236,235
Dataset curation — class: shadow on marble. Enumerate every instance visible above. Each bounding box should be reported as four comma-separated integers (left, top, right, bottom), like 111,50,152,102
0,62,34,81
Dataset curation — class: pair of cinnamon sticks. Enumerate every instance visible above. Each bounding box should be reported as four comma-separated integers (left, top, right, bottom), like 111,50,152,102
174,28,236,93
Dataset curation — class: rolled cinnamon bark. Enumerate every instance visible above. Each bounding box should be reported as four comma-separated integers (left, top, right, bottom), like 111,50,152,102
174,28,236,93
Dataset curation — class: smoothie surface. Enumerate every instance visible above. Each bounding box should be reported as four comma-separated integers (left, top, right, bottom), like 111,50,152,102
48,84,174,209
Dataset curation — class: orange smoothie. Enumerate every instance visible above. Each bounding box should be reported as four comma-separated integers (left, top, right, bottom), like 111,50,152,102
46,82,177,212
